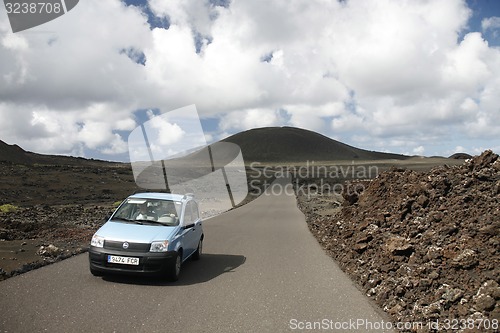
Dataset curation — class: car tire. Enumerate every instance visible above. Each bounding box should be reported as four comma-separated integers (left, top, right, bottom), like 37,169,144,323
167,251,182,281
192,239,202,261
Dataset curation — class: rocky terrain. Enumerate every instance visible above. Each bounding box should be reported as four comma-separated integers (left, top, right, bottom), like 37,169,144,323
298,151,499,332
0,204,113,280
2,135,497,332
0,159,268,280
0,159,135,280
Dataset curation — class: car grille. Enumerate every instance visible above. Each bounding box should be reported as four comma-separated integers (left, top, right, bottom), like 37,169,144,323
89,252,168,273
104,240,150,252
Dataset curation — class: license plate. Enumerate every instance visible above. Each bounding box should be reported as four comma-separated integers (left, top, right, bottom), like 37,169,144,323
107,255,139,266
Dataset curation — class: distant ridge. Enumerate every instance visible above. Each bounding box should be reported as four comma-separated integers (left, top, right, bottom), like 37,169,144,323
1,127,411,166
449,152,473,159
0,140,119,166
222,126,409,163
0,141,32,165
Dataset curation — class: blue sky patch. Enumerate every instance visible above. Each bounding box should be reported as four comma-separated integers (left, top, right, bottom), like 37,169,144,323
120,47,146,65
465,0,500,46
122,0,170,30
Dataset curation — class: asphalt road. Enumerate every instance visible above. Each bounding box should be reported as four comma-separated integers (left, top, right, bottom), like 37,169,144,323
0,179,394,333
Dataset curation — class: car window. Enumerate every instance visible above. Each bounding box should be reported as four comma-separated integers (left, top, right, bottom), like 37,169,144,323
158,200,180,217
113,198,181,224
183,201,193,225
182,200,200,225
191,201,200,221
114,203,130,219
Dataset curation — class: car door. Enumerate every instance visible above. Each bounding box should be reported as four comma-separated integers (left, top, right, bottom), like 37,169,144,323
189,200,203,246
181,200,198,257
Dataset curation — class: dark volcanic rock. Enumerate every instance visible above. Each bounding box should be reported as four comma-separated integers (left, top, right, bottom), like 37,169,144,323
298,150,500,331
0,204,112,280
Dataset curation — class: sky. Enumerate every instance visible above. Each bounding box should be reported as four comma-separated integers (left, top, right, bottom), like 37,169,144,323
0,0,499,161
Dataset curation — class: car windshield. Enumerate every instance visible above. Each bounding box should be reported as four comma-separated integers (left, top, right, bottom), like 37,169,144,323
112,198,182,226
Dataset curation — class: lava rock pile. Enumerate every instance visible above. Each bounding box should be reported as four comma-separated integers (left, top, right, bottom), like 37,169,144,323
300,151,499,332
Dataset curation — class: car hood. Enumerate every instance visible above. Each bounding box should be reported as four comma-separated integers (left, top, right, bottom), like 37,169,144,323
96,221,177,243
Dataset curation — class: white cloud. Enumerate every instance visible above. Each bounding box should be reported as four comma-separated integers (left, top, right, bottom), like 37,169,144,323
454,146,467,153
147,110,186,146
273,102,345,133
0,101,137,155
1,1,152,107
101,134,129,155
0,0,499,159
148,0,218,37
482,16,500,31
77,121,116,150
1,33,29,51
0,1,149,156
219,108,286,132
413,146,425,156
191,0,497,154
441,33,491,91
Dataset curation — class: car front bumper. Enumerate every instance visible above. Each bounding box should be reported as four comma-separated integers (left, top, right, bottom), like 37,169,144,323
88,246,177,276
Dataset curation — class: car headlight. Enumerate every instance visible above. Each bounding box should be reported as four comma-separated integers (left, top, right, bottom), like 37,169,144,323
91,234,105,248
150,240,169,252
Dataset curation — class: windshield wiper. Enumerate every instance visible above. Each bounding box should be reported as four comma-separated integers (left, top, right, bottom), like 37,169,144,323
112,217,135,223
134,219,171,226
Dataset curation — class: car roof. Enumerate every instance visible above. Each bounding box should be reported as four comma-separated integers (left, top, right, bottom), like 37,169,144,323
128,192,190,202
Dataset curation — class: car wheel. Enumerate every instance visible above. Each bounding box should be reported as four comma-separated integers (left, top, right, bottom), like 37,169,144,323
192,239,203,261
167,251,182,281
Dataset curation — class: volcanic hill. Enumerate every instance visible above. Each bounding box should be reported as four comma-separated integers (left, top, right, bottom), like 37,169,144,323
1,127,412,167
223,126,409,163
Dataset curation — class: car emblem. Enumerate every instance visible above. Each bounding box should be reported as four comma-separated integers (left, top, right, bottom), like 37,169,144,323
123,242,129,249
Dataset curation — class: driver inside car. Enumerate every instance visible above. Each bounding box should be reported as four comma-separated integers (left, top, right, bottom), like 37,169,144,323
134,202,157,221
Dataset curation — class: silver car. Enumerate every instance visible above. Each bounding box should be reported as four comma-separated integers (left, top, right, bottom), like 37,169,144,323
88,192,203,281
